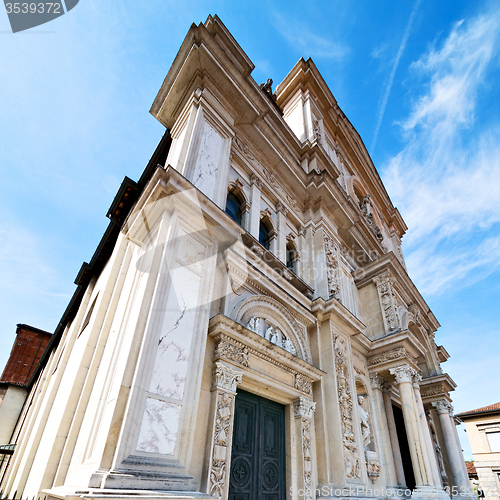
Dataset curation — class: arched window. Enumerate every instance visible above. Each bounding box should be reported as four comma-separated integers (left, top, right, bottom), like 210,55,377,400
259,220,271,250
286,243,297,273
225,192,243,225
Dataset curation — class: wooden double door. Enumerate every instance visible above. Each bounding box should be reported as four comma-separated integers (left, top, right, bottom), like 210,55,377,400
228,389,286,500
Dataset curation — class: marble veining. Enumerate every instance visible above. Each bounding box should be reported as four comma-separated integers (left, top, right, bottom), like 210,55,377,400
136,398,181,455
149,266,201,399
191,122,222,199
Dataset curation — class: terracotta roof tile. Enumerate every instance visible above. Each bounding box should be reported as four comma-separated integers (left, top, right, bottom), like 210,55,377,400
456,402,500,417
466,462,477,475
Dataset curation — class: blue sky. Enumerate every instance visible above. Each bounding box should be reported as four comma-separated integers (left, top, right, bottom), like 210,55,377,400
1,0,499,459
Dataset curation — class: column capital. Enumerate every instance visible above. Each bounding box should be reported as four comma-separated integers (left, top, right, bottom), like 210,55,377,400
212,361,242,393
250,173,263,189
431,400,454,415
276,200,288,216
411,369,422,388
389,364,414,384
293,397,316,419
369,373,386,391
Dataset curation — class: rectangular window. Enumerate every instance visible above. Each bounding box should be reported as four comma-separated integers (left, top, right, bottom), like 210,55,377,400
487,431,500,452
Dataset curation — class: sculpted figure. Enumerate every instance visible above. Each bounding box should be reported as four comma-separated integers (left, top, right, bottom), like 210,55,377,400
265,325,273,341
283,337,296,355
357,396,371,449
246,317,258,334
360,195,373,222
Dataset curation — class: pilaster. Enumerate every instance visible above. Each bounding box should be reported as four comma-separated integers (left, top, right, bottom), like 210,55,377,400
249,174,262,239
293,397,316,500
203,362,242,500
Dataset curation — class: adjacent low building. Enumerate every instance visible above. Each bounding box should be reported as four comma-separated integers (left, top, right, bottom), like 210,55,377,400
457,403,500,500
0,15,474,500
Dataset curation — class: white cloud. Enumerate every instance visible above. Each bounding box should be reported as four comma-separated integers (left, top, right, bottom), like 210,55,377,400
272,13,348,61
383,6,500,296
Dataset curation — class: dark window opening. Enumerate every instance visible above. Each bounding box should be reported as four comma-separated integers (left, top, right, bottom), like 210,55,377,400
259,221,271,250
225,192,243,225
286,245,296,272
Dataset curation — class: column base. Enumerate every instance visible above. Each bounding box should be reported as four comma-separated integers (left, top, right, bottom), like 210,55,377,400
88,469,197,491
43,487,211,500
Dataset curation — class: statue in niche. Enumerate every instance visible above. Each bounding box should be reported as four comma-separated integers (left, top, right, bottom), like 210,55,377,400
359,195,373,223
357,396,371,450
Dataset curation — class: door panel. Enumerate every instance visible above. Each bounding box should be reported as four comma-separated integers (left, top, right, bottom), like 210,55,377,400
229,390,285,500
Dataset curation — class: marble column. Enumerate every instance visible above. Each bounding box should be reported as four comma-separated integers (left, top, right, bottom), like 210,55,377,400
276,201,288,264
293,397,316,500
390,365,431,487
411,372,437,488
249,174,262,239
204,361,242,500
369,374,398,487
431,400,470,493
382,382,406,487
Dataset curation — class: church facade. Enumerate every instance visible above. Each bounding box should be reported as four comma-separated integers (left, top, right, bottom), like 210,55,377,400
0,15,473,500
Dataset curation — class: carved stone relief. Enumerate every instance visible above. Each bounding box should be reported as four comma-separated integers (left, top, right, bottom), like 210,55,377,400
294,398,316,500
245,316,297,355
214,339,250,368
334,335,361,479
208,363,242,498
235,295,312,363
373,271,400,333
294,374,313,396
233,136,255,163
367,347,409,367
324,234,341,300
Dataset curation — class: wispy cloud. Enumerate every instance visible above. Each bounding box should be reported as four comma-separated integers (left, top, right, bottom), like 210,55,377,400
383,6,500,296
371,0,422,152
272,12,348,61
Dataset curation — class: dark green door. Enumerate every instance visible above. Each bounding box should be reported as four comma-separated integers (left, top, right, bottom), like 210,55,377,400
228,389,286,500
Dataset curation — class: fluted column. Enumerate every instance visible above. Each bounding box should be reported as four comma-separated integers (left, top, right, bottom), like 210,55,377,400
369,374,398,487
293,397,316,500
389,365,431,487
431,400,469,492
203,361,242,500
411,372,437,487
382,382,406,487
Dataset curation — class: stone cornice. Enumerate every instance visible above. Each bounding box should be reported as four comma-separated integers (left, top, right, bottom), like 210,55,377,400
353,252,440,333
420,373,456,404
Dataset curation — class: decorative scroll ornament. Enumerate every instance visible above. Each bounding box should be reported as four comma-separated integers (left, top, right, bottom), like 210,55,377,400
367,347,409,367
324,235,341,299
214,339,249,368
420,384,446,398
312,118,322,142
293,397,316,419
373,270,400,333
369,373,386,391
302,418,314,499
389,364,414,385
295,374,313,396
366,456,381,483
250,173,263,189
334,335,361,479
431,400,454,415
212,361,243,393
233,136,255,162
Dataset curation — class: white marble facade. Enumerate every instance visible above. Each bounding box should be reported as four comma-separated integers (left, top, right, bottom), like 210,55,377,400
0,15,474,500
